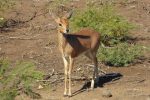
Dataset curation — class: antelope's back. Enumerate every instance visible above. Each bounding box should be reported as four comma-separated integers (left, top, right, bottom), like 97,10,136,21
75,28,100,50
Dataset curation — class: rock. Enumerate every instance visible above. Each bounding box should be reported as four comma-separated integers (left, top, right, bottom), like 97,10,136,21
146,95,150,100
147,97,150,100
37,84,43,89
102,90,112,98
129,5,136,9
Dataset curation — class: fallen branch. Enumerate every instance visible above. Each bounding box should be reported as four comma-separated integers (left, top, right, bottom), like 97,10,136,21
43,69,55,80
37,76,88,83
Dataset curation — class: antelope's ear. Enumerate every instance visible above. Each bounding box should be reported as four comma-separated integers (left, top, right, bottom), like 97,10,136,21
65,11,73,19
54,18,60,23
49,9,60,22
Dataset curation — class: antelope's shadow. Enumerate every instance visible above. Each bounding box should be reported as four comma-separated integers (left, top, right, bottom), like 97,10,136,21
72,73,123,96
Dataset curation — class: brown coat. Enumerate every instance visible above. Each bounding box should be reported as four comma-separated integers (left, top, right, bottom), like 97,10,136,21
59,28,100,58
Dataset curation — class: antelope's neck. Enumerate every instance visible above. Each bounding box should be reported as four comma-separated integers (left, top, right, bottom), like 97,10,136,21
57,31,67,50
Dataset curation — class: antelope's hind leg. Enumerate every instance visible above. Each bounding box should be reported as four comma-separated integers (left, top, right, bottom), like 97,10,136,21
85,52,96,90
93,57,99,86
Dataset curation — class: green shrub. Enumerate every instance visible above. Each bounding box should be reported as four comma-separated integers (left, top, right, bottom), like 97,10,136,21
0,89,17,100
0,17,5,27
0,0,15,12
70,6,134,45
3,61,44,90
0,0,15,28
0,61,44,99
70,3,140,67
97,43,142,67
0,59,9,77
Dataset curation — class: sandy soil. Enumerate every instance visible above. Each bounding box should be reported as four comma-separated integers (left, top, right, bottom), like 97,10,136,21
0,0,150,100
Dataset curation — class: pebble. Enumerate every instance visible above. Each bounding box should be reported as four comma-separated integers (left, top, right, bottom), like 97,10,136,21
37,84,44,89
102,90,112,98
146,95,150,100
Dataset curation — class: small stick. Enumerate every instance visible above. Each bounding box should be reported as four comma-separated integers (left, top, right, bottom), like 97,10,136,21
37,76,88,83
44,69,55,80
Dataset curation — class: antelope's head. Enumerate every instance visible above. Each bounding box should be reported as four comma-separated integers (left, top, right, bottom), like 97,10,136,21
52,12,73,34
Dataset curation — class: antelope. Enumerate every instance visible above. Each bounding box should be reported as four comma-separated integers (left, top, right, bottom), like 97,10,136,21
53,11,100,97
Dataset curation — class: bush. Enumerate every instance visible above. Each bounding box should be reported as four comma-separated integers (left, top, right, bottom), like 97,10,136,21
0,17,5,27
0,0,15,28
0,0,15,12
0,59,9,77
97,43,142,67
70,2,141,67
0,89,17,100
70,5,134,45
0,61,44,99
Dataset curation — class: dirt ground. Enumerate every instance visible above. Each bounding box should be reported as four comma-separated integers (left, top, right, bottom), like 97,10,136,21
0,0,150,100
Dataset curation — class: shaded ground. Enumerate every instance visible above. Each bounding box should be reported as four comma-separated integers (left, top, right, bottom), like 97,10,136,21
0,0,150,100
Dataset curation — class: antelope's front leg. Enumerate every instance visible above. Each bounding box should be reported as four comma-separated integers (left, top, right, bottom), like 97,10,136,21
68,56,74,97
62,56,68,96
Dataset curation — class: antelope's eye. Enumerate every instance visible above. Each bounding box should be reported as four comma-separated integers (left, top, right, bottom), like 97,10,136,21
59,23,62,26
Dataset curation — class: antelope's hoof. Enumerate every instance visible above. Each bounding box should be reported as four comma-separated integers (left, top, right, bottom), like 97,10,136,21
90,87,94,91
68,93,72,97
63,94,68,97
63,92,68,97
68,94,72,98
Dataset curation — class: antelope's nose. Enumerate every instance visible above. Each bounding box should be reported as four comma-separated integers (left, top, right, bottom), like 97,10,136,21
66,29,69,33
